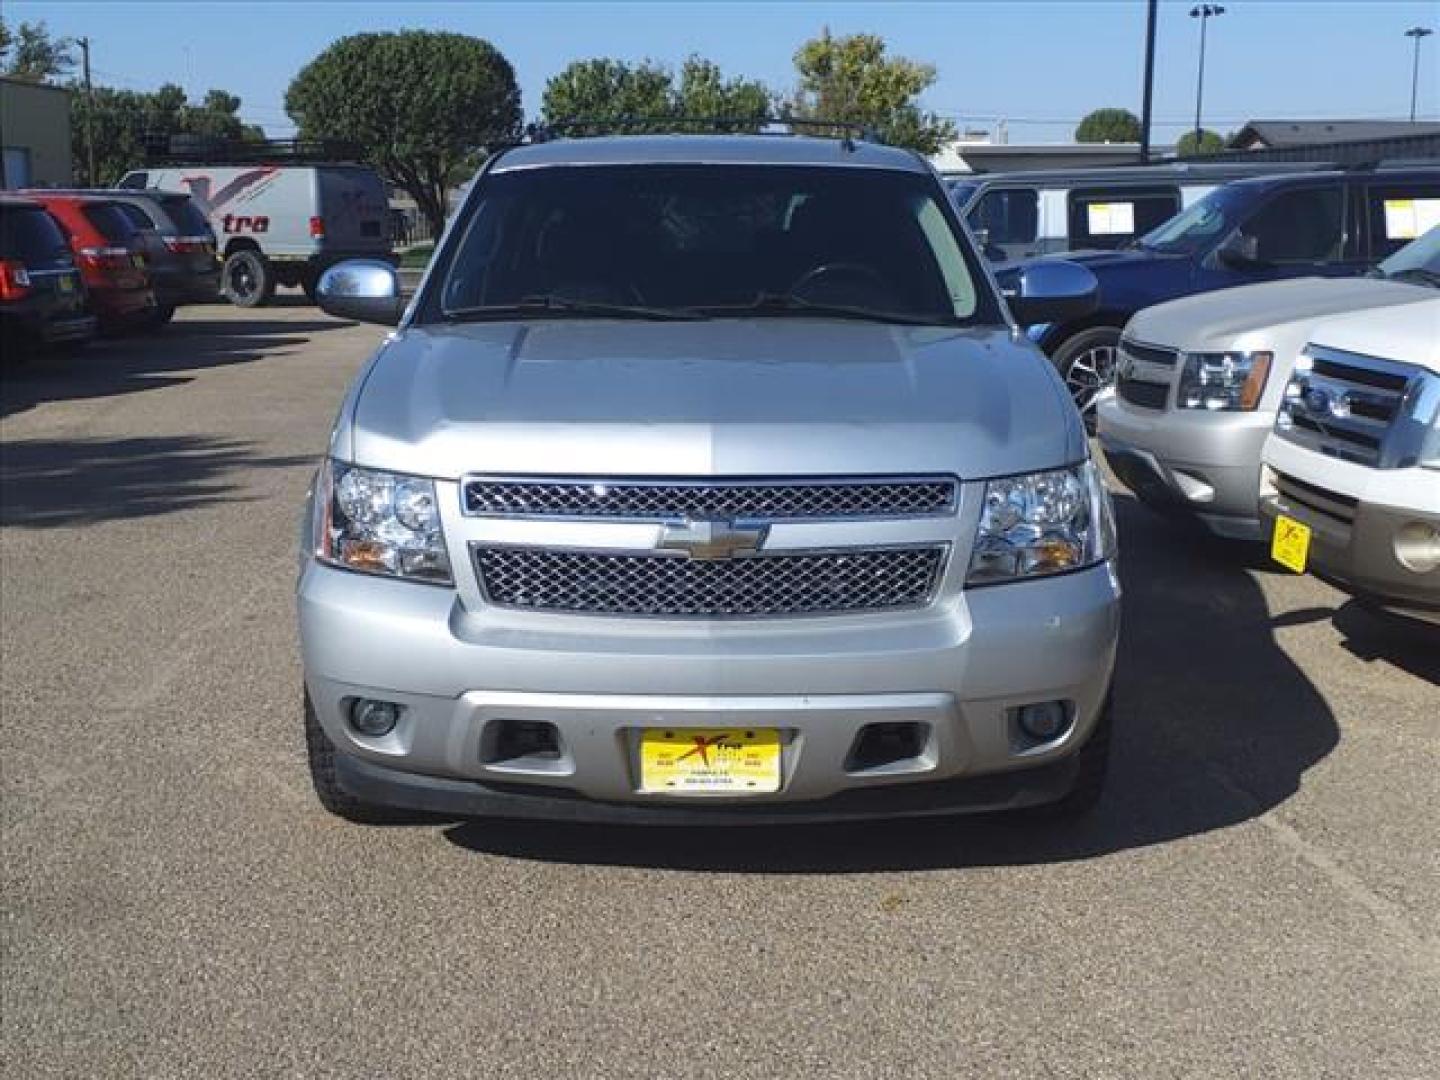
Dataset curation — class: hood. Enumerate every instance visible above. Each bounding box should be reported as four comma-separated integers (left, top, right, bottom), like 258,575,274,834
346,319,1083,480
995,247,1169,286
1126,275,1436,349
1307,296,1440,371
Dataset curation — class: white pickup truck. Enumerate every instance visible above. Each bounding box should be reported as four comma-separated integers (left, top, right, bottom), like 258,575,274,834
1260,297,1440,625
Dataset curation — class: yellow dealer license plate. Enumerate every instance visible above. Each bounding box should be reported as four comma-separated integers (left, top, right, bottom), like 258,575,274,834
640,728,781,794
1271,514,1311,573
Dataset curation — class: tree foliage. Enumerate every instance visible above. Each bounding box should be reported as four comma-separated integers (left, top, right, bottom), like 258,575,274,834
540,56,770,134
0,16,75,83
68,82,264,185
1075,108,1142,144
788,30,955,154
286,31,522,236
1177,128,1226,157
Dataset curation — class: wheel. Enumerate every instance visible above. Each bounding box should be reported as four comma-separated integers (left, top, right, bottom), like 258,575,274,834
300,271,320,303
1011,695,1112,823
146,304,177,328
1052,327,1122,431
304,690,409,824
221,249,275,308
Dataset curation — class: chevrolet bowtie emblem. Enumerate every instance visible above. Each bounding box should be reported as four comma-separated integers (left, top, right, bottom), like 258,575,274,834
657,518,769,560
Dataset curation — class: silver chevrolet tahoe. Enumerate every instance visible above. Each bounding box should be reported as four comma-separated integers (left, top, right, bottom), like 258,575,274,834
299,134,1119,825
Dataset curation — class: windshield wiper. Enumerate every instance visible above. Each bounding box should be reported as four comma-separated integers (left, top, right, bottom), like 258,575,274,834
1383,267,1440,288
445,295,705,322
693,292,961,327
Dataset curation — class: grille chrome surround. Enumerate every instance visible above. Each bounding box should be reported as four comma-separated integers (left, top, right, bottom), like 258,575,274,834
461,476,958,521
474,544,949,617
1277,345,1429,468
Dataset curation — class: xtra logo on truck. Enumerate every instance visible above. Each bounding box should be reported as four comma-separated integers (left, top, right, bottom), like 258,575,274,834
180,167,280,221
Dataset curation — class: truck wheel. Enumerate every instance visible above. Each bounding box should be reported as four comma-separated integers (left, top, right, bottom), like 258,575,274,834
1012,695,1112,823
222,249,275,308
1052,327,1122,431
304,690,409,825
299,271,319,303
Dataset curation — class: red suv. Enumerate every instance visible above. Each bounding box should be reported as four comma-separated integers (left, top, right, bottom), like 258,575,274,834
21,193,157,331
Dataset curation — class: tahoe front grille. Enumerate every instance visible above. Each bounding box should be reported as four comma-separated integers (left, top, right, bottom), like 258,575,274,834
462,477,957,521
474,545,947,617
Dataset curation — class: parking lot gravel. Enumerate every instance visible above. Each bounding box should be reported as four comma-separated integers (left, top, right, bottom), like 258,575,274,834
3,303,1438,1078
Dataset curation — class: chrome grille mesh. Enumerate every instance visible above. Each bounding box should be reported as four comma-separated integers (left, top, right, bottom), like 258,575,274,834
463,478,956,520
475,546,947,616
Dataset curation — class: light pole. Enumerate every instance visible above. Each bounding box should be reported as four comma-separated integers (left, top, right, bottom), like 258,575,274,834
1190,4,1225,152
1406,27,1433,122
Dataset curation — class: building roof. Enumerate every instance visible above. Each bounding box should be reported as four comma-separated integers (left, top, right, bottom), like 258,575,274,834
491,134,927,173
1230,120,1440,149
0,75,71,94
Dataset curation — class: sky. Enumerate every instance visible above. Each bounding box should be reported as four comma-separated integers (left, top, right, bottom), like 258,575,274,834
11,0,1440,145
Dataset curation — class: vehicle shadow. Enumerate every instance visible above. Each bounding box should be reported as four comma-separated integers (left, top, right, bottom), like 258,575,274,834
0,314,353,420
443,494,1340,871
0,434,311,528
1332,600,1440,686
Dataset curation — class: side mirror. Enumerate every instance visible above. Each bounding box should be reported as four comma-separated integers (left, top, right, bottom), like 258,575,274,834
316,260,404,326
1216,232,1261,269
1005,260,1099,327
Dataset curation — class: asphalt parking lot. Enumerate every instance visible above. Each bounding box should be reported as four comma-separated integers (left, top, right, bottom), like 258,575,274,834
3,303,1438,1079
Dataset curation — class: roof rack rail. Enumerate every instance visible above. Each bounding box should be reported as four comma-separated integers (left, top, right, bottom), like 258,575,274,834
141,136,366,166
525,116,880,149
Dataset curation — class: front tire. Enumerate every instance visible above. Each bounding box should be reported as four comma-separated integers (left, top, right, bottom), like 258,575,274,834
222,249,275,308
304,690,409,824
1052,327,1122,431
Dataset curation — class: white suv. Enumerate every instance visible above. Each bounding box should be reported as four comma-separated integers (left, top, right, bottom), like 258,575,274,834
1260,297,1440,624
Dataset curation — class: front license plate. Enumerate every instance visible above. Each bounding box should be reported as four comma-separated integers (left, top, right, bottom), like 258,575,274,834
56,274,74,293
131,253,145,268
1271,513,1311,573
640,728,781,794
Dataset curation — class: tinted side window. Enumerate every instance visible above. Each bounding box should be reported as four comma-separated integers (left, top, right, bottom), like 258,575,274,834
1067,187,1179,249
1238,186,1344,264
116,203,157,230
82,203,140,244
968,188,1038,245
118,172,148,190
1364,182,1440,258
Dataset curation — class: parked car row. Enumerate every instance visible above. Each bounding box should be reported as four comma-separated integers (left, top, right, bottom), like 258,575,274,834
960,164,1439,423
120,161,394,308
1097,225,1440,626
0,188,220,356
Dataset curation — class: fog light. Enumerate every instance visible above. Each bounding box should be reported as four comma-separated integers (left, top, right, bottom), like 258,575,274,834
1017,701,1070,742
350,698,401,737
1394,521,1440,574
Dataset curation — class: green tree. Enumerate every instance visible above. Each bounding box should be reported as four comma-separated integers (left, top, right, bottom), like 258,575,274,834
541,58,674,131
0,17,74,82
788,29,955,154
286,31,522,236
1177,128,1226,157
69,82,264,185
1075,108,1142,144
675,57,771,125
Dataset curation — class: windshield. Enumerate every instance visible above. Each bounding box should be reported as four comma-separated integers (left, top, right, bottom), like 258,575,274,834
1134,185,1246,255
1378,225,1440,282
436,164,987,325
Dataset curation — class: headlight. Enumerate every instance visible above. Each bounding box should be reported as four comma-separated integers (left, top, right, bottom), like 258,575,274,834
966,461,1116,585
1177,351,1273,411
314,460,452,583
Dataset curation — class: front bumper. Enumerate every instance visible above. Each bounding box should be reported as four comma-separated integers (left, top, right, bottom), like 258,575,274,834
298,559,1121,820
1098,396,1273,539
1259,482,1440,625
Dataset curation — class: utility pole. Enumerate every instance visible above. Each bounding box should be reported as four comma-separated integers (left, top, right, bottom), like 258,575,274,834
1406,27,1434,122
1189,5,1225,152
1140,0,1158,162
77,36,96,185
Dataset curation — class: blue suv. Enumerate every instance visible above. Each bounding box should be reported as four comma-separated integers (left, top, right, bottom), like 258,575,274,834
998,167,1440,421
